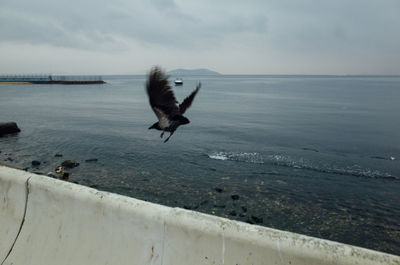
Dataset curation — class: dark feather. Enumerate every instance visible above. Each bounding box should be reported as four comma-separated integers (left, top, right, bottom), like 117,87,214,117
179,82,201,114
146,66,200,142
146,67,180,118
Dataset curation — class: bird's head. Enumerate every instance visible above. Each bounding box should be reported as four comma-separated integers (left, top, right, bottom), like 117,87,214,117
148,122,161,130
180,116,190,125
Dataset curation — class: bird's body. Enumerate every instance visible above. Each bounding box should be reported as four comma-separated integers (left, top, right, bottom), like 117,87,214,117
146,67,200,142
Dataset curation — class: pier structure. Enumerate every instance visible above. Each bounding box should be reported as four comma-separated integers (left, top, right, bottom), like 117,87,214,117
0,74,105,84
0,74,51,83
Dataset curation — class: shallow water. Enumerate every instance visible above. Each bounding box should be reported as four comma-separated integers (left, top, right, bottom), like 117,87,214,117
1,75,399,255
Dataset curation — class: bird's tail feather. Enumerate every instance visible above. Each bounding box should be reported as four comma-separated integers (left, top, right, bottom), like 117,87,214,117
172,115,190,124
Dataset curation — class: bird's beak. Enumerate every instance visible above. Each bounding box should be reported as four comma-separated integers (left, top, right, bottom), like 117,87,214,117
149,123,157,130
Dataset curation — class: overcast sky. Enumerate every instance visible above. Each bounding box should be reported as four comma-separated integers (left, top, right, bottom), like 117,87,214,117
1,0,399,75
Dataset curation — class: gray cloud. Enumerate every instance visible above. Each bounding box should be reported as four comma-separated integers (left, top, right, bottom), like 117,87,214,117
0,0,399,74
266,0,400,53
0,0,268,50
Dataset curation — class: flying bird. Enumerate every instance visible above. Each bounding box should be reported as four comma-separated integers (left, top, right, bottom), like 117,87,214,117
146,66,201,143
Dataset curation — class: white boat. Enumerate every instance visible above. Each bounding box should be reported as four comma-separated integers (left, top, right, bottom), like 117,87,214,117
174,78,183,85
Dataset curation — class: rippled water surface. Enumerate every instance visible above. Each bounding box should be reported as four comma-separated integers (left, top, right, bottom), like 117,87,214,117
1,75,399,255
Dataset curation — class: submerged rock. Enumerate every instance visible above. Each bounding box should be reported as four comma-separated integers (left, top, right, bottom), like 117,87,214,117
302,147,319,153
215,187,223,193
245,219,254,225
61,160,79,168
199,200,209,206
31,160,41,166
85,158,98,162
229,210,237,216
231,194,240,201
0,122,21,136
251,215,263,224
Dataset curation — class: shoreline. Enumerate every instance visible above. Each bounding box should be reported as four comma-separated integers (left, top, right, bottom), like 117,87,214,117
0,118,399,257
1,147,399,256
0,80,106,85
0,82,31,85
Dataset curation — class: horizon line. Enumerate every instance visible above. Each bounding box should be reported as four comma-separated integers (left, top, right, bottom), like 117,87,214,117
1,73,400,77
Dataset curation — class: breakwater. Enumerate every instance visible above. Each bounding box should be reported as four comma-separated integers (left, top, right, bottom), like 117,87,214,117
1,165,399,265
0,74,105,84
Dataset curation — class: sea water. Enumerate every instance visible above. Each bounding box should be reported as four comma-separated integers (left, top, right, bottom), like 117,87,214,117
1,75,399,255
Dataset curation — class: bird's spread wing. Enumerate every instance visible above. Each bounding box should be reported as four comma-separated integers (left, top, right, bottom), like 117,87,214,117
153,107,171,128
179,82,201,114
146,67,180,120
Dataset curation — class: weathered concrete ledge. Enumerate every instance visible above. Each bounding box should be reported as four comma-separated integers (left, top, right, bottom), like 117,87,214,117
0,165,399,265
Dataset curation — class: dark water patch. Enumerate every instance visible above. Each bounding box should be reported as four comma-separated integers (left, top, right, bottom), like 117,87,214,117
302,147,319,152
371,156,396,161
215,187,223,193
85,158,98,162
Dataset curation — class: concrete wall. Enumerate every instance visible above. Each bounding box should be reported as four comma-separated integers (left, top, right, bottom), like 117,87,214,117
0,166,29,262
0,165,399,265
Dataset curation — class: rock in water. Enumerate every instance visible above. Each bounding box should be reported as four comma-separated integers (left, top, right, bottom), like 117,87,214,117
61,160,80,168
231,194,240,201
31,160,41,166
215,187,223,193
251,215,263,224
0,122,21,136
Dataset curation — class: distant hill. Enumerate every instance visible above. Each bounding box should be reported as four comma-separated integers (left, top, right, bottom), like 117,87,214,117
167,68,221,76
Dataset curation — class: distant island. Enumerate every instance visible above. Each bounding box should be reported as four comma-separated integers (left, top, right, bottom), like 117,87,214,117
167,68,221,76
